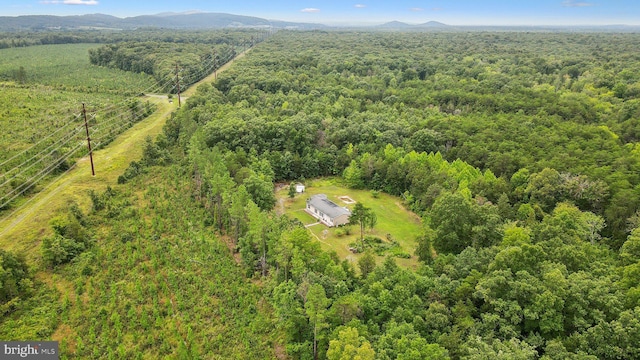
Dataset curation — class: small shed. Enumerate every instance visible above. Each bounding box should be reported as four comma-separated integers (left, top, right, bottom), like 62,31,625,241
295,183,306,193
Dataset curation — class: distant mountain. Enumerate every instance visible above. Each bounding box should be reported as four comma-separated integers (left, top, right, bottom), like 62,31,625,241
377,21,414,29
1,13,636,32
154,11,204,17
417,21,449,28
375,20,450,30
0,14,123,30
0,12,327,31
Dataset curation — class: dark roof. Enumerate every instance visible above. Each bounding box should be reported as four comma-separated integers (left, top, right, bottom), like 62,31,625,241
307,194,351,219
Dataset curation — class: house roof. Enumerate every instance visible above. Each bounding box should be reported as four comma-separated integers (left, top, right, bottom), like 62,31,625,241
307,194,351,220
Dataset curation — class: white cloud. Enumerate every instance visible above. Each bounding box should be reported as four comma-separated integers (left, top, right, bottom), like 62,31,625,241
354,4,366,8
40,0,99,5
301,8,321,13
562,0,594,7
66,0,99,4
410,7,424,12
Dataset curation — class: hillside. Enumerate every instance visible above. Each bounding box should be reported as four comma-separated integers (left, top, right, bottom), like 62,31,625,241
377,20,449,29
377,21,414,29
0,12,327,31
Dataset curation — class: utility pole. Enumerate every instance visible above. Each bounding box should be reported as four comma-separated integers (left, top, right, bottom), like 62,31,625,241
213,51,217,80
82,103,95,176
175,63,181,108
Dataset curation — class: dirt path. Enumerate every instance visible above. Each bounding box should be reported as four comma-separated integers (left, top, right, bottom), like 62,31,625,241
0,49,249,258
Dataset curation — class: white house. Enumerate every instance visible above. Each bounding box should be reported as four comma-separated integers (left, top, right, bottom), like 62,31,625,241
306,194,351,227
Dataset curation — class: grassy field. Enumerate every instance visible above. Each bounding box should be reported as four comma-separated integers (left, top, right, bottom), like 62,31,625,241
277,178,422,269
0,44,154,93
0,86,125,156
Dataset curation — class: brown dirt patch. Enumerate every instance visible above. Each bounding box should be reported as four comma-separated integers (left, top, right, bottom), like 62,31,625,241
51,324,76,353
338,195,356,204
275,343,288,360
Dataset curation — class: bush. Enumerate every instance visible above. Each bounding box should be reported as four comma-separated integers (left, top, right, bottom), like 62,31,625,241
89,190,105,212
73,252,95,276
41,235,86,267
141,136,169,166
350,236,406,256
392,251,412,259
364,235,384,245
0,250,32,305
49,213,90,246
348,242,364,254
68,201,86,226
118,161,146,184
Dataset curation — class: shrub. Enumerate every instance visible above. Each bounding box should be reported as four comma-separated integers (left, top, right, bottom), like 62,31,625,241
49,213,90,246
0,250,32,305
41,235,85,267
118,161,146,184
348,242,364,254
89,190,105,212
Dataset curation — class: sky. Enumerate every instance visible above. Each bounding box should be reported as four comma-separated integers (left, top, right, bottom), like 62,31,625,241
3,0,640,26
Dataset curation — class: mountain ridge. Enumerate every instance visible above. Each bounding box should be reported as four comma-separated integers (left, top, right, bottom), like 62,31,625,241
0,12,327,31
0,12,638,32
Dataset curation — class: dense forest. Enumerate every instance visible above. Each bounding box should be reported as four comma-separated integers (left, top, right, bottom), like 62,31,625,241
0,28,266,49
88,41,237,93
164,31,640,359
85,29,268,93
2,30,640,359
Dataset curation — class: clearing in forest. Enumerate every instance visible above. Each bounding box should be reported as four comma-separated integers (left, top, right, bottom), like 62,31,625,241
278,178,422,269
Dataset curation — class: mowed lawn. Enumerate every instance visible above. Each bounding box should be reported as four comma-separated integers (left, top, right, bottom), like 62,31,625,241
276,178,422,269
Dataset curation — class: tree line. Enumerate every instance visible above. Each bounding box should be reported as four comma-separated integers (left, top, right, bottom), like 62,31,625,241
0,28,267,49
88,42,237,93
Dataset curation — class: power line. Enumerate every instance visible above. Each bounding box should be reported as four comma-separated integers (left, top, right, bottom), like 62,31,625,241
0,40,250,209
0,127,83,189
0,114,81,169
0,143,84,209
82,103,95,177
0,161,79,236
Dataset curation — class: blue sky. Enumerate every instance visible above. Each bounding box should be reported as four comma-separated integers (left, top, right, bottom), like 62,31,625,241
4,0,640,26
